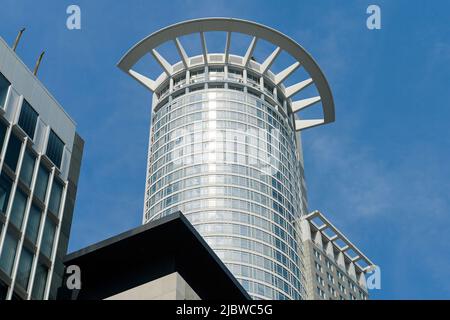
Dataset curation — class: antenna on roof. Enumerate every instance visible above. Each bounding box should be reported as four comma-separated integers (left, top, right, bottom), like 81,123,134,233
33,51,45,76
12,28,26,51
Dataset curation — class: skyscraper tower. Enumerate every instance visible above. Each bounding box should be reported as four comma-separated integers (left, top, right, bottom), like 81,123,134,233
118,18,335,300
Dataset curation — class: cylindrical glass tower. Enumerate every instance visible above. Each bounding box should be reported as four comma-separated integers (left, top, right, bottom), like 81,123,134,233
118,18,335,300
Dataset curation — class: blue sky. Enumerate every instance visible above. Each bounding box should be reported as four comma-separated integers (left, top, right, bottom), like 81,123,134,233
1,0,449,299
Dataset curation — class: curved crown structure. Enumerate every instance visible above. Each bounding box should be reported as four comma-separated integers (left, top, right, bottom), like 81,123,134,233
118,17,335,131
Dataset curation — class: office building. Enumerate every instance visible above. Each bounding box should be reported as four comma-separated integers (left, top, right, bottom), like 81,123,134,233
300,211,374,300
0,35,83,300
118,18,335,300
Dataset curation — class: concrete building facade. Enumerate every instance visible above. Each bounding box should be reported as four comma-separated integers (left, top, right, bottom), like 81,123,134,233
300,211,374,300
0,36,83,300
105,273,200,300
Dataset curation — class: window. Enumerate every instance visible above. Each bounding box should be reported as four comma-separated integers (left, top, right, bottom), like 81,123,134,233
314,248,321,260
0,231,18,276
209,67,224,73
41,217,56,257
9,190,28,229
0,121,7,152
209,83,224,89
48,180,63,215
190,69,205,83
173,75,186,89
19,150,35,187
0,173,12,214
359,290,365,300
229,85,243,92
338,282,346,294
277,90,284,106
4,134,22,172
174,75,186,84
247,88,260,97
46,130,64,167
189,85,204,93
157,83,169,98
328,285,337,297
228,68,243,79
327,272,335,284
314,261,322,272
316,273,324,286
264,82,274,95
11,292,23,300
0,72,10,108
247,72,259,85
317,287,326,299
0,280,7,300
34,165,49,202
31,263,48,300
326,259,333,271
25,205,42,244
15,247,33,289
190,68,204,77
209,67,224,80
18,100,38,139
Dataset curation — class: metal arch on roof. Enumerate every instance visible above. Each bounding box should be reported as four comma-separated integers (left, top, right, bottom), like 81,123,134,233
117,17,335,131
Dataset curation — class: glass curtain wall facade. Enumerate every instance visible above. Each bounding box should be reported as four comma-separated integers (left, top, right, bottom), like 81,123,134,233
145,85,305,299
0,36,83,300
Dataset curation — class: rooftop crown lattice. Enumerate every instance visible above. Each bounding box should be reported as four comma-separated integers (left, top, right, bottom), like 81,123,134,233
117,17,335,131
